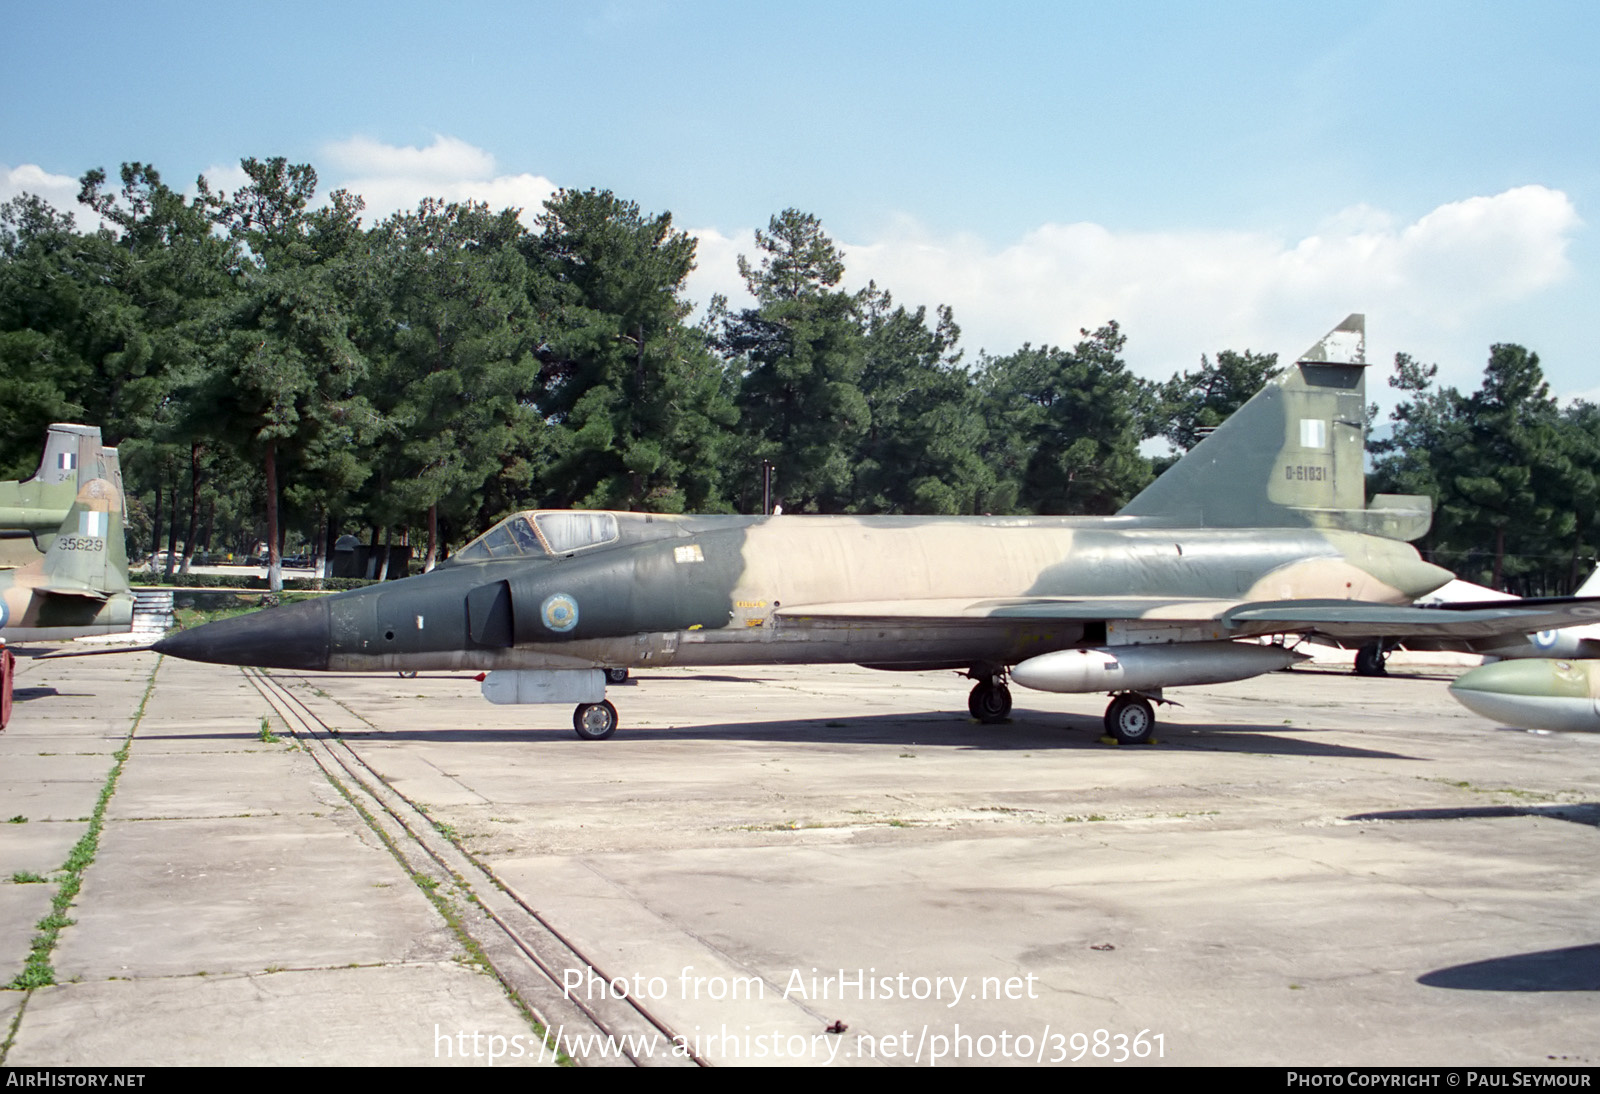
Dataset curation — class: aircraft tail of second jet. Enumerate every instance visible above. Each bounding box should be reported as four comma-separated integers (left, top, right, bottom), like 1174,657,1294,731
38,472,130,599
1119,315,1432,541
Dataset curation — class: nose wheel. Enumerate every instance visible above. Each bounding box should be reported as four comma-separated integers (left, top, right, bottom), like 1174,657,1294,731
573,700,618,740
968,678,1013,723
1103,693,1155,745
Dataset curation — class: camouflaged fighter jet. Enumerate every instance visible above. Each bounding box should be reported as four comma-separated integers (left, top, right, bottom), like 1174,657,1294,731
150,316,1600,742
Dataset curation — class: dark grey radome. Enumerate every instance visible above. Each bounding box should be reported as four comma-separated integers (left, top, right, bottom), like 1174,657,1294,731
155,597,331,670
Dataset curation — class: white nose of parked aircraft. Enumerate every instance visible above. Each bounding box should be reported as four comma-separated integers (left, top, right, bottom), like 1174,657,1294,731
1448,659,1600,733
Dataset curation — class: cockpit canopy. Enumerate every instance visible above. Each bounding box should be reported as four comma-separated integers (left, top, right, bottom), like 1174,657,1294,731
452,511,620,562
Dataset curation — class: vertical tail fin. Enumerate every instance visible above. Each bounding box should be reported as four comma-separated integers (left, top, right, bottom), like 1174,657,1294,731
40,476,129,596
96,446,127,529
1119,315,1432,540
32,424,102,489
0,424,104,534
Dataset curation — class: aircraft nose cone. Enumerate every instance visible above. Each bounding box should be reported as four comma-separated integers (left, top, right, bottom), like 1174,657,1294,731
154,597,331,670
1448,658,1599,733
1450,659,1579,698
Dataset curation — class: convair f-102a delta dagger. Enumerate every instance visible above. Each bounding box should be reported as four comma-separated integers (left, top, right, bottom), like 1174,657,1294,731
151,317,1600,742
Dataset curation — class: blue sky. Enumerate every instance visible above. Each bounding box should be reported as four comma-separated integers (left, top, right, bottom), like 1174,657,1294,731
4,0,1597,406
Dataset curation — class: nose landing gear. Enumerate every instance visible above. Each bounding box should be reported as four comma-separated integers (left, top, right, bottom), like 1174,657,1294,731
573,700,619,741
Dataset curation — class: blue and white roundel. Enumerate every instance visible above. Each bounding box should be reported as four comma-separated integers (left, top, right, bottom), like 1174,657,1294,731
1533,629,1560,650
0,599,9,629
540,593,579,633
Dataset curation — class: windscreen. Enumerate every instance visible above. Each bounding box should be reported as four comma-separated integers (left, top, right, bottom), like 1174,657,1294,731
534,511,619,553
454,514,543,561
452,510,620,562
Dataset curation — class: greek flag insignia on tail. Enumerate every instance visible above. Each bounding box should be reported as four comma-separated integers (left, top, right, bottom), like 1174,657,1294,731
80,511,106,537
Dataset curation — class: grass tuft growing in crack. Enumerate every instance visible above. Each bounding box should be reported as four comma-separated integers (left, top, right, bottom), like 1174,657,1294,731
5,658,160,996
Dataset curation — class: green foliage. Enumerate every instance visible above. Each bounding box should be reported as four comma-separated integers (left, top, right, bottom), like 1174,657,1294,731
1553,401,1600,587
362,197,546,563
1149,348,1281,457
723,211,867,511
8,154,1599,590
850,285,991,513
1447,344,1562,587
976,323,1152,514
534,190,734,512
0,196,98,476
1372,346,1587,592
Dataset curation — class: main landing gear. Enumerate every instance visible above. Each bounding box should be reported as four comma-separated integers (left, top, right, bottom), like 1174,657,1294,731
1103,693,1156,745
966,670,1159,743
573,700,619,741
1353,641,1389,677
968,676,1012,723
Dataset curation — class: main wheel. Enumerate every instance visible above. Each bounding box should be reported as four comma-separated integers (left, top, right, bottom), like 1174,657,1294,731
968,679,1012,723
573,700,618,741
605,667,629,684
1354,642,1388,677
1104,694,1155,745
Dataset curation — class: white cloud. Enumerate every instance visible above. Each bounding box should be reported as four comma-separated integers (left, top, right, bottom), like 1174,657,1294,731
0,163,105,229
197,161,250,197
832,187,1579,385
681,224,758,312
0,163,79,207
316,135,557,226
323,134,496,182
678,188,1579,404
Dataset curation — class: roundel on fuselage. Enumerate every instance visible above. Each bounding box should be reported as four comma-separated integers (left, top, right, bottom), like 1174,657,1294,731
0,598,9,629
1533,629,1559,649
540,593,579,633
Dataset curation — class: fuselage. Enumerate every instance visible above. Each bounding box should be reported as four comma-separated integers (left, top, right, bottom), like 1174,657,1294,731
0,572,133,642
155,511,1453,675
